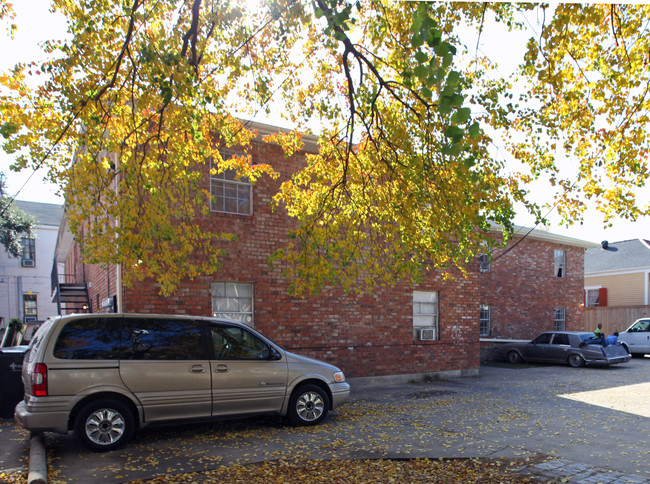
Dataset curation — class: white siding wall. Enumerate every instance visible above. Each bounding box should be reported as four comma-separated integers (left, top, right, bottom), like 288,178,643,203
0,224,60,330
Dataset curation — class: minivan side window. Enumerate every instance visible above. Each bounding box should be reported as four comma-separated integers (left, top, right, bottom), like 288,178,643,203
54,318,125,360
212,325,272,360
123,318,208,360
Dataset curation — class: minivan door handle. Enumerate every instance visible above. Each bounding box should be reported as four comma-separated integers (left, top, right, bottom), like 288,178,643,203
214,364,229,373
188,364,206,373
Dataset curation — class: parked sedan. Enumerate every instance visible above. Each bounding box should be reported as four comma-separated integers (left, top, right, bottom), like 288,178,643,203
501,331,631,368
617,318,650,357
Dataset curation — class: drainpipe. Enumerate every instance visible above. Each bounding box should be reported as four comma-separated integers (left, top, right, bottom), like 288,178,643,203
112,151,123,313
116,263,123,313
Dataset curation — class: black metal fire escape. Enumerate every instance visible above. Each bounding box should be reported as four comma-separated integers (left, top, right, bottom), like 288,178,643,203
51,260,90,315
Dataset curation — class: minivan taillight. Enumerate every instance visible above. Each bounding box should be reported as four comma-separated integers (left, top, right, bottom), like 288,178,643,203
31,363,48,396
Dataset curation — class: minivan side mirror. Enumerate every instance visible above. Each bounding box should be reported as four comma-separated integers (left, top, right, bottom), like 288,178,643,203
268,347,282,360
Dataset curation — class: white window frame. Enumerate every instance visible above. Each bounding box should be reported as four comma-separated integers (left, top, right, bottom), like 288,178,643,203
554,307,566,331
23,293,38,321
211,282,254,326
479,304,490,337
21,237,36,267
210,153,252,215
413,291,439,340
585,286,601,307
554,249,566,278
479,253,491,272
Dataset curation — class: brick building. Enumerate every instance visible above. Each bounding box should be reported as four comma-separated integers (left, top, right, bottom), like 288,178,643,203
479,228,597,341
53,121,595,380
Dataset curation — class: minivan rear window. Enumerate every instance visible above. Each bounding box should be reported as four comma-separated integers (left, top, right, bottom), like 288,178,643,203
53,317,209,360
54,318,125,359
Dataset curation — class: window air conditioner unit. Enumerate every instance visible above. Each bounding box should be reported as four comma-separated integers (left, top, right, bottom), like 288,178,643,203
417,327,436,341
24,317,37,323
22,259,35,267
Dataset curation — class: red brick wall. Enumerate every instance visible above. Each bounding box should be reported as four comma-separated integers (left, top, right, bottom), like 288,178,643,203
64,137,482,378
479,237,585,340
64,135,585,378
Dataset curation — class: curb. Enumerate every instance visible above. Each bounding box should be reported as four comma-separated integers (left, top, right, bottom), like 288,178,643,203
27,433,47,484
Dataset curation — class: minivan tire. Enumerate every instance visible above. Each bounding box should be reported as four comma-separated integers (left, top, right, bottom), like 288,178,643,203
288,384,329,426
74,399,134,452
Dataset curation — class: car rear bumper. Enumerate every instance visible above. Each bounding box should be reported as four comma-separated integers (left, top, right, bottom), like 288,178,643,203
586,355,632,366
14,400,70,434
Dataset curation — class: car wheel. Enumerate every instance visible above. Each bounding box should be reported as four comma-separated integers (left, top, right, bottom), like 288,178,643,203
507,351,522,364
288,384,329,426
567,354,585,368
74,399,134,452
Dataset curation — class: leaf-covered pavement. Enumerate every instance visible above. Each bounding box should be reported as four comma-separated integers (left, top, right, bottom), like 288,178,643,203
136,457,546,483
3,361,649,483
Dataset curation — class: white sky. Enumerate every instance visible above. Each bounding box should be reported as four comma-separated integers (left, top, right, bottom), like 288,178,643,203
0,1,647,245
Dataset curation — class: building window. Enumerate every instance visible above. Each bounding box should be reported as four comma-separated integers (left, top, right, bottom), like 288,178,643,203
479,254,491,272
210,154,252,215
586,288,600,307
211,282,253,326
585,287,607,307
21,237,36,267
479,304,490,337
554,249,565,278
554,307,566,331
23,294,37,322
413,291,438,341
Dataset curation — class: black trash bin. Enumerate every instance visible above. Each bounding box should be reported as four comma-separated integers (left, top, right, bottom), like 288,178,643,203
0,345,29,418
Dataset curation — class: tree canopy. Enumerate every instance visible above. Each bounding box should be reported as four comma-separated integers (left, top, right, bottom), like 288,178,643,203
0,172,34,257
0,1,648,295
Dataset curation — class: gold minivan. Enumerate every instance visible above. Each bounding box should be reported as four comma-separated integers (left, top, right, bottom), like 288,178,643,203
15,314,350,451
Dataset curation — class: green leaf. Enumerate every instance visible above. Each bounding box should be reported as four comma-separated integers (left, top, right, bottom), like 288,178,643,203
451,107,471,124
415,51,428,64
468,122,480,140
414,65,429,80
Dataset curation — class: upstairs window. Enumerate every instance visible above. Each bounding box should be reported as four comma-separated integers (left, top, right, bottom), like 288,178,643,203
479,254,491,272
210,154,252,215
554,249,565,278
21,237,36,267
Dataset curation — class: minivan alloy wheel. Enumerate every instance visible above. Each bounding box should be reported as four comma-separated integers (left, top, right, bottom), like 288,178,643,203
86,408,126,445
297,391,324,421
288,384,329,426
74,399,134,451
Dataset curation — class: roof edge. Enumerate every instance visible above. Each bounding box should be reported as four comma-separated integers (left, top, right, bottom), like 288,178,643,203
490,224,599,248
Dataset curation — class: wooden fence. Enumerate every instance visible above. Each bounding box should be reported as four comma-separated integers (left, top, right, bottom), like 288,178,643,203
582,306,650,335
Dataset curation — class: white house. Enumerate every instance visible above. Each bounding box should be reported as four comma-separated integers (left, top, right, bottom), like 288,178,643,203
0,201,63,338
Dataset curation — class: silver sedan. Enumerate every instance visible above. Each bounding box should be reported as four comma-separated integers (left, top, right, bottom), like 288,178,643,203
501,331,631,368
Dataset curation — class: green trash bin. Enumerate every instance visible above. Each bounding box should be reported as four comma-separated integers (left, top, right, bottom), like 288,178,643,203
0,346,28,418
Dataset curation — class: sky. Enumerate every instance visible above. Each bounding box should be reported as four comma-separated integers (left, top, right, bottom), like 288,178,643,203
0,1,648,246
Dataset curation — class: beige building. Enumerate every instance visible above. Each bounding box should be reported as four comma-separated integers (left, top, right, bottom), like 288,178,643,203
584,239,650,308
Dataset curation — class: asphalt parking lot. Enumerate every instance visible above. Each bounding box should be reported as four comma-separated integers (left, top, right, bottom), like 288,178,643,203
1,356,649,483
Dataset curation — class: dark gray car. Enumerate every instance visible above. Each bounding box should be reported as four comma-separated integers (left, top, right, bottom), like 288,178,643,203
501,331,631,368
